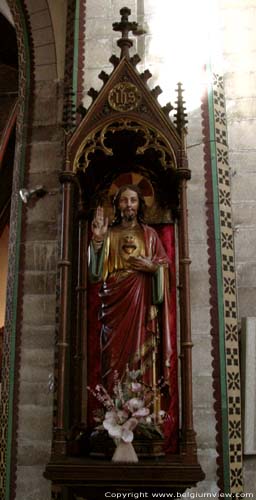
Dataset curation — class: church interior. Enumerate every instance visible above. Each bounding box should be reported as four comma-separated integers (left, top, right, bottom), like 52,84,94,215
0,1,256,499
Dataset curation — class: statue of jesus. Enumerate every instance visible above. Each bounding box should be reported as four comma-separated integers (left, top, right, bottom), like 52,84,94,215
89,184,172,394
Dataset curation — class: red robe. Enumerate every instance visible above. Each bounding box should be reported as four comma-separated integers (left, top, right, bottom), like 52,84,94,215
98,225,171,391
88,224,178,452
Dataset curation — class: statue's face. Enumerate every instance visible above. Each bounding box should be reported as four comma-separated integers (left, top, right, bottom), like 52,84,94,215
118,188,139,221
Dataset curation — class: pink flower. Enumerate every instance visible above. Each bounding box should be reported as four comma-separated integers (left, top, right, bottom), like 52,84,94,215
126,398,144,412
132,407,150,418
117,409,129,423
104,410,117,423
131,382,143,393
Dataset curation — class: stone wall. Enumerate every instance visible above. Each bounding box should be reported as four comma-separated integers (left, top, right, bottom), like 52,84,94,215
13,1,66,498
16,89,63,499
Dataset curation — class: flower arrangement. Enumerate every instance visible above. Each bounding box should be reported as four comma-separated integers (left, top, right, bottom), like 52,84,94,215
87,367,167,462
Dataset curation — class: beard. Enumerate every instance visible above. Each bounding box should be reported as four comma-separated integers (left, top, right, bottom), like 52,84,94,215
121,209,137,222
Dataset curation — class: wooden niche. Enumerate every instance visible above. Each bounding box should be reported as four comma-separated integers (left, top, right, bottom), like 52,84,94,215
44,7,205,499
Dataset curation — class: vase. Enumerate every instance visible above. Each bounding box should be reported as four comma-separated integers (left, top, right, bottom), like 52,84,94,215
112,439,139,463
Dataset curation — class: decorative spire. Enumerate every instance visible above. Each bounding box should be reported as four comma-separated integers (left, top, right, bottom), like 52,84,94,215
174,82,188,135
62,86,76,133
112,7,138,59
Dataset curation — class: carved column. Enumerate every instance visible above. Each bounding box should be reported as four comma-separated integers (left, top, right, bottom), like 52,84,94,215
177,132,197,462
53,163,76,456
74,197,88,425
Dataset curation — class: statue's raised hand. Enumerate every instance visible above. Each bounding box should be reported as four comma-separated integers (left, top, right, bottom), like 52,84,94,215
91,206,108,242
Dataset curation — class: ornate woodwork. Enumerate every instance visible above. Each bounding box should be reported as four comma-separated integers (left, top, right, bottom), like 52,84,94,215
45,7,204,497
0,326,3,380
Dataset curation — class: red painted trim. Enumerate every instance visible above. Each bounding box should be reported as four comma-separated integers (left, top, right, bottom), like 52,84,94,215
5,0,36,498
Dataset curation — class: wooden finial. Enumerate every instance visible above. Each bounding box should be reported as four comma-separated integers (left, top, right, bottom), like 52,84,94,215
112,7,138,59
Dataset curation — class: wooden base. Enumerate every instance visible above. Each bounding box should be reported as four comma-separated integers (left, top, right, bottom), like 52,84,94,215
87,429,165,459
44,455,205,500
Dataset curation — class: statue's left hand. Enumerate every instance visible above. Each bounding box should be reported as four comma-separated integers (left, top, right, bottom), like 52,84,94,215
128,255,158,273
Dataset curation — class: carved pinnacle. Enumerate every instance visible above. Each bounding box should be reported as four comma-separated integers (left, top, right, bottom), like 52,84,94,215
87,88,99,101
130,54,141,67
62,86,76,132
98,71,109,84
174,82,188,134
76,104,87,118
151,86,162,98
109,55,120,68
140,69,152,83
162,102,174,116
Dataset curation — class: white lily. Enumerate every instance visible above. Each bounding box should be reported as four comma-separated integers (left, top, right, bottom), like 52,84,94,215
132,407,150,418
103,421,123,439
120,428,134,443
123,417,139,431
126,397,144,412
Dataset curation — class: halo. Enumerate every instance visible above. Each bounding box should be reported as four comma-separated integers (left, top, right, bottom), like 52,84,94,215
109,172,154,207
